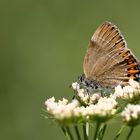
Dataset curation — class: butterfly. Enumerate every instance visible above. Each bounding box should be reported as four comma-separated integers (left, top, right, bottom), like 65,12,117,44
79,21,140,89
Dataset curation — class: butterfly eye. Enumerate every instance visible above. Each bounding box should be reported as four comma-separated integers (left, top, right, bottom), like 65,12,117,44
94,85,99,89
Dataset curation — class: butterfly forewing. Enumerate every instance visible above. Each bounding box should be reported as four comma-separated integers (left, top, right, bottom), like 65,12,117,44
83,21,140,88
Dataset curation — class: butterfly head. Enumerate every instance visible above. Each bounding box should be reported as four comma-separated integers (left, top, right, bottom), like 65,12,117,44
77,74,102,90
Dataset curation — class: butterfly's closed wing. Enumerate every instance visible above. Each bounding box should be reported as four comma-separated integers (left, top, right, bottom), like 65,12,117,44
83,21,140,88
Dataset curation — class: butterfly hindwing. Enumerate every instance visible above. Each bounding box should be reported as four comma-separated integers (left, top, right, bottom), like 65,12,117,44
83,21,140,87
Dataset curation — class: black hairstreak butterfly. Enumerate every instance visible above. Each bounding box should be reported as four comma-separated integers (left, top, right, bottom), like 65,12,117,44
78,21,140,89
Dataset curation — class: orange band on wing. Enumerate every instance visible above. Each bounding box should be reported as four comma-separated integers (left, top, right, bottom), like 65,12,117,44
128,63,137,68
129,75,135,79
128,69,139,74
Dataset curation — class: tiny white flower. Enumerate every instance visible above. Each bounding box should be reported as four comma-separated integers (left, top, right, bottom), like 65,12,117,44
58,98,68,105
78,88,86,96
129,79,140,89
72,82,80,90
67,99,79,110
123,85,134,94
85,97,117,121
80,106,87,116
77,89,90,105
114,80,140,101
89,93,101,104
114,85,123,97
86,105,94,115
45,97,81,122
121,104,140,126
45,97,55,105
97,97,117,109
73,107,82,117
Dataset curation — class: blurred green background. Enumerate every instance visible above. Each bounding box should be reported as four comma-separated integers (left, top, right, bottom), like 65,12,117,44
1,0,140,140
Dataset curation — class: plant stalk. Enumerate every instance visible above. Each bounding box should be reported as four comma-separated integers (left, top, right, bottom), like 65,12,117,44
83,123,88,140
93,122,101,140
113,125,125,140
74,125,81,140
126,127,134,140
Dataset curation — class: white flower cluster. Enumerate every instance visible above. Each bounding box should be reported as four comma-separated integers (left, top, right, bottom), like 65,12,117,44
45,97,79,121
45,79,140,126
84,97,117,122
114,79,140,101
121,104,140,126
45,96,117,123
72,82,101,105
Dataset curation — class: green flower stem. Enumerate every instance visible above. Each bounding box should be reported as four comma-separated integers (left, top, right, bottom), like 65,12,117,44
61,126,74,140
126,127,134,140
113,125,125,140
74,125,81,140
93,122,101,140
61,127,67,138
83,123,88,140
66,126,74,140
86,123,89,137
99,124,107,140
